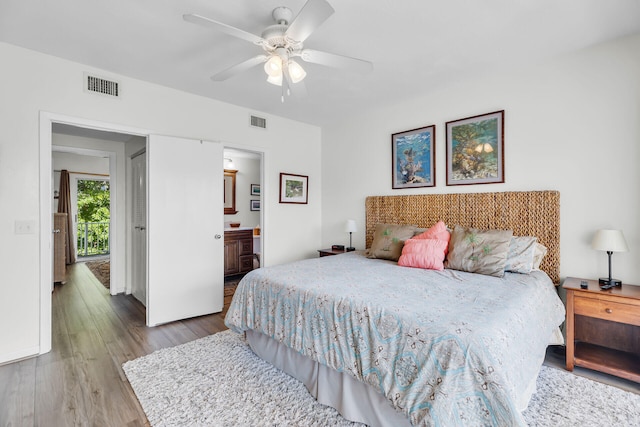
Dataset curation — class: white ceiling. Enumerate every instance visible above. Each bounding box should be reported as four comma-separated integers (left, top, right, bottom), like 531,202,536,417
2,0,639,126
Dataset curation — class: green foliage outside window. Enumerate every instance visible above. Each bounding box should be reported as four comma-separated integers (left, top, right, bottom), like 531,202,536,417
77,180,110,256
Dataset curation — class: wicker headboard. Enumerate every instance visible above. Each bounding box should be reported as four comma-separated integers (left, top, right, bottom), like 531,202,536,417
365,191,560,284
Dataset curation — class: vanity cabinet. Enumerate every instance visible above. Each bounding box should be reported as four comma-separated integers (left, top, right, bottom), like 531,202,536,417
224,229,254,277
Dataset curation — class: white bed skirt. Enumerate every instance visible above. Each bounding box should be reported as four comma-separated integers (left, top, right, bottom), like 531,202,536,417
246,329,411,427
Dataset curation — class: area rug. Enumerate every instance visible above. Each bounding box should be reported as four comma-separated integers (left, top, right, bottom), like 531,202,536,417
123,331,640,427
84,259,110,289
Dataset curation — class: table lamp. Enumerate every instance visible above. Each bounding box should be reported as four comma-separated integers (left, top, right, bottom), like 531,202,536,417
591,229,628,287
345,219,357,252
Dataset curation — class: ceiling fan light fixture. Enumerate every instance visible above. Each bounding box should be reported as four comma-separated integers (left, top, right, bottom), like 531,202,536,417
264,55,283,77
288,60,307,83
267,74,283,86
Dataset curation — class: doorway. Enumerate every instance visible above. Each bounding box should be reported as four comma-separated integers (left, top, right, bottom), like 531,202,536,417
52,146,116,292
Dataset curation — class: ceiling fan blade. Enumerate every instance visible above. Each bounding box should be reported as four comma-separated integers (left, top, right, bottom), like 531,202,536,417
211,55,268,81
285,0,335,43
183,14,264,45
300,49,373,74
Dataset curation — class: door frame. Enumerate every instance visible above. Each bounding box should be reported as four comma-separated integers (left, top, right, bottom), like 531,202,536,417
39,112,150,354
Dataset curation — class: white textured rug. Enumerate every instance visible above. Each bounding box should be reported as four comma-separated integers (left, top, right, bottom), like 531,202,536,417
123,331,640,427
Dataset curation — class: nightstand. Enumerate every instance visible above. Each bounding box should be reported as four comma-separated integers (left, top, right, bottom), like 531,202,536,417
318,248,347,257
563,277,640,382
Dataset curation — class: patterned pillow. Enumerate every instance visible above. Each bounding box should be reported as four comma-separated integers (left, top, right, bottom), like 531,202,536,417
504,236,538,274
445,225,513,277
398,238,449,270
365,223,417,261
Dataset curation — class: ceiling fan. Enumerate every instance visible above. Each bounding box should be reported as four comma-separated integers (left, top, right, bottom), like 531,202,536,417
183,0,372,101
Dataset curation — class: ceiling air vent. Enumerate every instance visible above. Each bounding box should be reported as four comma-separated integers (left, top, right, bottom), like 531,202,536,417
85,74,120,97
250,115,267,129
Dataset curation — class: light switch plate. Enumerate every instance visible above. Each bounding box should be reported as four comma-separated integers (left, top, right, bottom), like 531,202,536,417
15,220,36,234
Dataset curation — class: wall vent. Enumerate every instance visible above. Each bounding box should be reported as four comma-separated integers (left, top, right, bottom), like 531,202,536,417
250,115,267,129
85,74,120,97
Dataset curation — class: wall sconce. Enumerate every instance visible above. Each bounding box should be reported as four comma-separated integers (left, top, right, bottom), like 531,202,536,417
53,190,59,199
345,219,357,252
224,158,236,170
591,229,628,288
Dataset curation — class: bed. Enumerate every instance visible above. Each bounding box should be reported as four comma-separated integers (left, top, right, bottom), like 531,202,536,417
225,191,565,426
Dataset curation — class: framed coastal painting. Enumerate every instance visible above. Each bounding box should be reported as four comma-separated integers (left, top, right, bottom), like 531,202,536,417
446,110,504,186
279,173,308,204
250,200,260,211
391,124,436,189
250,184,260,196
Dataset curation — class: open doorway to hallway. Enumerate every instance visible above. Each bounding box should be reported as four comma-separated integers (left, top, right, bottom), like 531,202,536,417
51,123,145,298
53,150,112,290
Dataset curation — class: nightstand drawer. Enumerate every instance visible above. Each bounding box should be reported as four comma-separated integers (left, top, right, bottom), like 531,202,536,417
574,296,640,326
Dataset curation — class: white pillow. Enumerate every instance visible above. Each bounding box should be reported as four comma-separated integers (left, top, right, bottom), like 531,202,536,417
504,236,538,274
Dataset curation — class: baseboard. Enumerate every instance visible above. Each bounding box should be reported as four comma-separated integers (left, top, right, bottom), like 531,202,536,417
0,345,39,366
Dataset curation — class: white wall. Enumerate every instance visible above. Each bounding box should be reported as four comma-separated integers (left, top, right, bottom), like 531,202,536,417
322,33,640,285
0,42,321,363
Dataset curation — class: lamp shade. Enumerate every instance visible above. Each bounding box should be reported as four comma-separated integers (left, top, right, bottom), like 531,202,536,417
288,60,307,83
264,55,282,77
345,219,357,233
591,229,629,252
266,74,283,86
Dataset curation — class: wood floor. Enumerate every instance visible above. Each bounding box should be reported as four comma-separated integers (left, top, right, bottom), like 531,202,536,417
0,262,228,427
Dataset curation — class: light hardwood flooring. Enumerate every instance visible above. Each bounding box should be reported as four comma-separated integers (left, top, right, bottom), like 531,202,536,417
0,263,227,426
1,264,638,426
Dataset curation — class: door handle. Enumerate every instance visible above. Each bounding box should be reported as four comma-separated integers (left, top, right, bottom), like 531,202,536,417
52,229,60,233
215,234,222,239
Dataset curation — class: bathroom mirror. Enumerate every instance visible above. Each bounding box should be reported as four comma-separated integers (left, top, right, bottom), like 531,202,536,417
224,169,237,214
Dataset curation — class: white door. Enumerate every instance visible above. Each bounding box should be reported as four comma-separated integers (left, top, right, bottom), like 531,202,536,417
131,151,147,305
147,135,224,326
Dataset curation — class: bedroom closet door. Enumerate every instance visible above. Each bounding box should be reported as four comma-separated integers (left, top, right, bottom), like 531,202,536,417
131,151,147,306
146,135,224,326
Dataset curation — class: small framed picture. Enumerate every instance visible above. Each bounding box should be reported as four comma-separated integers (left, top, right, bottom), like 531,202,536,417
250,184,260,196
279,173,308,204
392,125,436,189
250,199,260,211
446,110,504,186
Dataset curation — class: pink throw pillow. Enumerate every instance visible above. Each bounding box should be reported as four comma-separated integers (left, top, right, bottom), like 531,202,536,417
413,220,451,253
398,238,448,270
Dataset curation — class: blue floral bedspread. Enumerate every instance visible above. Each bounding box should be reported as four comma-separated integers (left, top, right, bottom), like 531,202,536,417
225,252,565,426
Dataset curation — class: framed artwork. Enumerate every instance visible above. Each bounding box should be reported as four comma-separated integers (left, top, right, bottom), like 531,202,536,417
446,110,504,186
279,173,308,204
392,125,436,189
250,184,260,196
250,200,260,211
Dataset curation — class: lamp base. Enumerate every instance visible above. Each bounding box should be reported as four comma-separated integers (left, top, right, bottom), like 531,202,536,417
599,277,622,287
346,247,355,252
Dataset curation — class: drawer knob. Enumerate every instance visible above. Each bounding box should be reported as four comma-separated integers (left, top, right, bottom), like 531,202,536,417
605,308,613,314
